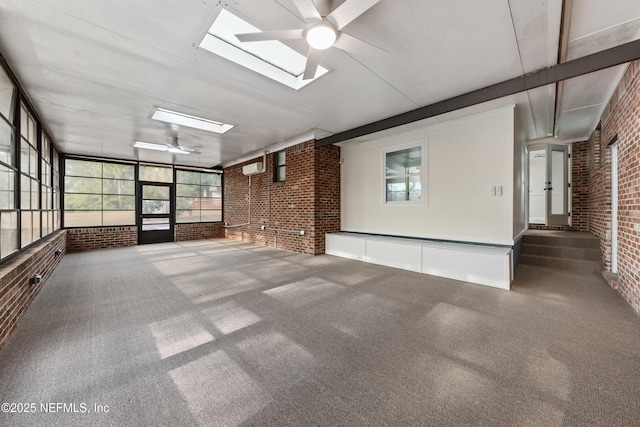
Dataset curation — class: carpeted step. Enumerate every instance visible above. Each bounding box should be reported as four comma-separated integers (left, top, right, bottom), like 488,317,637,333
519,253,603,272
522,234,600,249
520,243,601,261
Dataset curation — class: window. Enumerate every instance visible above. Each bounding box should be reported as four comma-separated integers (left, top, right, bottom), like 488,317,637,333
383,142,426,204
19,104,40,248
0,65,17,259
1,62,61,262
64,159,135,227
199,9,329,90
41,133,54,236
274,150,286,182
139,164,173,183
52,148,61,231
176,170,222,223
0,64,16,124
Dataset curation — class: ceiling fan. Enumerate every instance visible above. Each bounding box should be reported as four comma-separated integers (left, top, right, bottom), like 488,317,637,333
165,135,200,154
235,0,382,80
134,126,201,154
161,123,201,154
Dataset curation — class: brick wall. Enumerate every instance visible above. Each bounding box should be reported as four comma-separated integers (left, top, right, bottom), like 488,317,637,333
223,140,340,255
66,226,137,251
314,143,341,254
587,128,611,266
0,230,67,348
588,59,640,314
570,140,590,231
175,222,224,241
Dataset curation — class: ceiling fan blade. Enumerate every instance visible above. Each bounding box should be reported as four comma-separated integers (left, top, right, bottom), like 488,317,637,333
327,0,380,30
333,32,387,57
167,146,193,154
236,29,304,43
292,0,322,22
303,47,323,80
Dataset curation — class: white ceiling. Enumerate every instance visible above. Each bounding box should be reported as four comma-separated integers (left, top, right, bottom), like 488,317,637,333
1,0,639,168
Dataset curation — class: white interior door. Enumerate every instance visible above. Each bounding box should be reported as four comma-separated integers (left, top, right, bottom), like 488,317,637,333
546,144,569,226
528,150,546,224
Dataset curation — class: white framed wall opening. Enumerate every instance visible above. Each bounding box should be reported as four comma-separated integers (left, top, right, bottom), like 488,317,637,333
382,141,427,205
527,142,571,227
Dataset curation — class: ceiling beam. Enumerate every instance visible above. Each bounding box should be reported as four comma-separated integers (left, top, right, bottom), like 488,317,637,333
316,38,640,148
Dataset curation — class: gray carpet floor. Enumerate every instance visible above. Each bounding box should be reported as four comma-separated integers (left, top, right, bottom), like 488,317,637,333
1,238,639,426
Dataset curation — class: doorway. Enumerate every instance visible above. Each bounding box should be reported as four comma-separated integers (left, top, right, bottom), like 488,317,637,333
528,143,570,226
138,182,174,244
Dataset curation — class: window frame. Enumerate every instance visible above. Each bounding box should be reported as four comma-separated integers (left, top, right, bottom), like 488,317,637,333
0,74,18,258
274,150,286,182
18,103,41,248
0,60,63,264
175,168,222,224
63,157,137,228
382,140,427,206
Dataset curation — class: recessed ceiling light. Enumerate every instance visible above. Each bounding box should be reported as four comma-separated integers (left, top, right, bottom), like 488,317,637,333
151,107,234,134
133,140,190,154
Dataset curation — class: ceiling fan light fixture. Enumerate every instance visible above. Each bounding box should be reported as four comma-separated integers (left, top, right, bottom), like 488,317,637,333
305,23,337,50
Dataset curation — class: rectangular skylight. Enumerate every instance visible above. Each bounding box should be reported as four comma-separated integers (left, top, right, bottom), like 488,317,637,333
133,141,190,155
151,108,234,134
199,9,329,90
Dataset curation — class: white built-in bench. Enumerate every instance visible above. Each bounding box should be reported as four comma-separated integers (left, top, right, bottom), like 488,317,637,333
325,232,513,290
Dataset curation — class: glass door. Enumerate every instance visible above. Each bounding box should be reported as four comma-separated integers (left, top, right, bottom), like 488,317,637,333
545,144,570,226
138,182,174,244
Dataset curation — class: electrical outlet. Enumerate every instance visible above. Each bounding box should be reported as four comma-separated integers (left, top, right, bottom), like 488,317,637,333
299,230,305,235
260,225,266,230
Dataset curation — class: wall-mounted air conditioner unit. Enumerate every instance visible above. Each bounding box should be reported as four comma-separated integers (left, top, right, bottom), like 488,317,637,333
242,162,263,176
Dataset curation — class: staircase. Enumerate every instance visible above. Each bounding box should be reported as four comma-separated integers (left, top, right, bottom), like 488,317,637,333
519,230,603,272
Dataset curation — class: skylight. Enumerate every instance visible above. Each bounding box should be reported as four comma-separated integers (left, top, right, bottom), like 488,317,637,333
133,141,190,155
199,9,329,90
151,108,234,134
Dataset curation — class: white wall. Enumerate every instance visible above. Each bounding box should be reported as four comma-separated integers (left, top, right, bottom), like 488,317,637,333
513,111,527,239
341,106,518,246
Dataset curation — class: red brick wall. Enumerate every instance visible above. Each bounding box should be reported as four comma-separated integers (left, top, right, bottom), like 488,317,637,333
0,230,67,348
314,143,341,254
587,128,611,266
588,59,640,314
570,140,590,231
67,223,224,250
223,140,340,255
175,223,224,241
66,226,137,251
